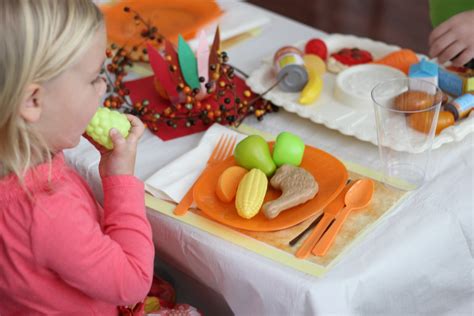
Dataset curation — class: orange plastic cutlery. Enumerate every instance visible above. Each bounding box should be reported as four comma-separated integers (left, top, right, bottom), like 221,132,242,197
295,182,353,259
312,178,374,257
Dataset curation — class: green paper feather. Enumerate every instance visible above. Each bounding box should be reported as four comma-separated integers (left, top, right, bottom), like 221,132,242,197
177,35,200,89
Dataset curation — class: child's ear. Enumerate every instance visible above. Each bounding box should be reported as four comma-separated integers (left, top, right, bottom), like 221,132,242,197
19,83,43,123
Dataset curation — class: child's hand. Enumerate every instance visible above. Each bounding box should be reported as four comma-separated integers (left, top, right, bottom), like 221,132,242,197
429,10,474,66
94,114,144,178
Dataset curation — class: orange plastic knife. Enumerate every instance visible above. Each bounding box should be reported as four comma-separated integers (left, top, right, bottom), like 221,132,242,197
295,182,353,259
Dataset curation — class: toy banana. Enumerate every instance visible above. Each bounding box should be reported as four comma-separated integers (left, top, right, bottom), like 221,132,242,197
299,55,325,105
303,54,326,75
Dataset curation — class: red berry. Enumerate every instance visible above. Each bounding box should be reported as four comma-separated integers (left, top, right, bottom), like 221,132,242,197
304,39,328,60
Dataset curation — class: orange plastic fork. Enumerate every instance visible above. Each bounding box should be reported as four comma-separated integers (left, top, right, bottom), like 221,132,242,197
174,134,237,216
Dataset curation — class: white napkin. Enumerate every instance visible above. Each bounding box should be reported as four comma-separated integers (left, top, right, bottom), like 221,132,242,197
145,123,247,203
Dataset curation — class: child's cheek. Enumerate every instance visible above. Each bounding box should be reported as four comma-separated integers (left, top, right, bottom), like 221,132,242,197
96,79,106,97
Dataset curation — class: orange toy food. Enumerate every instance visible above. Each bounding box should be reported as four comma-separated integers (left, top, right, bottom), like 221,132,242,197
216,166,248,203
394,91,435,111
408,111,455,135
372,49,419,74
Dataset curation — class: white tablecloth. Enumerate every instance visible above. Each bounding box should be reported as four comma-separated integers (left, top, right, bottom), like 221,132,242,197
65,1,474,315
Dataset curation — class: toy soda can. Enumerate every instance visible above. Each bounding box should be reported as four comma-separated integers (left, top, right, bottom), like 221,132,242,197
444,93,474,120
273,46,308,92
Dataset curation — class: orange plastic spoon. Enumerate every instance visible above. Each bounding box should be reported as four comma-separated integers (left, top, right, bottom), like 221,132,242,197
312,178,374,257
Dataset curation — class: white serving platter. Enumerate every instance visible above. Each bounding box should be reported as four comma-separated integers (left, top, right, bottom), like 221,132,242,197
246,34,474,152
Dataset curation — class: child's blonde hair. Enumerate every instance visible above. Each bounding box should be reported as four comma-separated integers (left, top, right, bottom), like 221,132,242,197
0,0,103,179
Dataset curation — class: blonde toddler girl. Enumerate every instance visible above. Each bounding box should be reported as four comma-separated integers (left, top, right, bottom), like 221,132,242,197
0,0,154,314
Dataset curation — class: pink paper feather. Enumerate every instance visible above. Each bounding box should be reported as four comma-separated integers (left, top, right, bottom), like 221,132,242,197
196,30,210,100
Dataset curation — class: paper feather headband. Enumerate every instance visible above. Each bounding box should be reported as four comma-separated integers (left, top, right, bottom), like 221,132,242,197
102,6,277,134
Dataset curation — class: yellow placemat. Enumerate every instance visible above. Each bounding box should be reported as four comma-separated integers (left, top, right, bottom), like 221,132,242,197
145,125,409,277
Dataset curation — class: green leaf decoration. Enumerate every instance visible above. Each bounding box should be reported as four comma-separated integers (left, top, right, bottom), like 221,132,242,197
177,35,200,89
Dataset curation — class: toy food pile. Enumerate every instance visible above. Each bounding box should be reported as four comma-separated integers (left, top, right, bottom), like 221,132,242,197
395,59,474,134
272,37,421,106
273,45,326,105
309,37,419,75
272,36,474,134
394,90,472,135
215,132,318,220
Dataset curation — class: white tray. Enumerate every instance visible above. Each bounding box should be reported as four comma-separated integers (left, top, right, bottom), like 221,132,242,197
246,34,474,152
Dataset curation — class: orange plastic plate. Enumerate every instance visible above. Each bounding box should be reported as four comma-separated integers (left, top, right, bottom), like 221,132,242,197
101,0,222,47
193,143,348,232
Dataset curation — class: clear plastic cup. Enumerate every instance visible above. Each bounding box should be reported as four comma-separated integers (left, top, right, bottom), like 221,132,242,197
371,78,442,190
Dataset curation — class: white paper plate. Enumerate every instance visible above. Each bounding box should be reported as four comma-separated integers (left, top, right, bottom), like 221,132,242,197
334,64,406,109
246,34,474,152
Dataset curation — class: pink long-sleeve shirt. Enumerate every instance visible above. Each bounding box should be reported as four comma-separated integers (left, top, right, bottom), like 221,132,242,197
0,153,154,315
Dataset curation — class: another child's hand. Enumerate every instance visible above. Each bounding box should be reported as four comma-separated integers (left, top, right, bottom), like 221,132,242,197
429,10,474,66
96,114,145,178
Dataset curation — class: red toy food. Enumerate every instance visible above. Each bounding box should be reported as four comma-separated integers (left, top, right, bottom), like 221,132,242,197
327,48,373,73
305,38,328,60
